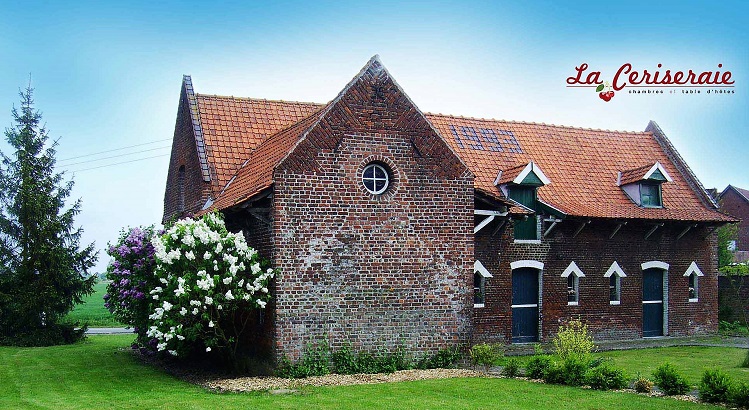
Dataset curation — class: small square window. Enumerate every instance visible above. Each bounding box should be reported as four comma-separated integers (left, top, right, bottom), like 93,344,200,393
640,183,662,207
567,275,579,304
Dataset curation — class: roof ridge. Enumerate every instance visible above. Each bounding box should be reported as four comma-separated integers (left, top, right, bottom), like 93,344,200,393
646,120,719,209
196,93,325,107
726,185,749,203
196,92,648,135
425,112,649,135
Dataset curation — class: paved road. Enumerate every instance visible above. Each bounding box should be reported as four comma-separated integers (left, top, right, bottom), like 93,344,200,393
86,327,133,335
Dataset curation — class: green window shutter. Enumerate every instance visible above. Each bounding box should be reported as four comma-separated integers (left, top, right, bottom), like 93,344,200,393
509,186,538,240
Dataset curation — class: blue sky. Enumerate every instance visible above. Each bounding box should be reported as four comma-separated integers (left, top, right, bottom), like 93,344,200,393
1,0,747,273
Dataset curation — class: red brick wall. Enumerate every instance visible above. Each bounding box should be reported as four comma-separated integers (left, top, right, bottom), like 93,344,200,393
270,61,474,360
719,189,749,252
162,84,213,223
474,219,719,343
719,275,749,324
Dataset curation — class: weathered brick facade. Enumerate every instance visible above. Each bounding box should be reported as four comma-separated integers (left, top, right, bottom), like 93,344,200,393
474,219,718,343
163,77,213,223
269,61,474,360
163,56,733,365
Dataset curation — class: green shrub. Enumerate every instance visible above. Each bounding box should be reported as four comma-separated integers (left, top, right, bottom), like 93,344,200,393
699,368,733,403
742,349,749,368
542,356,590,386
469,343,502,371
585,363,628,390
331,345,358,374
502,357,520,377
652,362,690,395
418,345,463,369
276,343,331,378
552,319,595,360
728,381,749,408
542,360,566,384
526,355,552,379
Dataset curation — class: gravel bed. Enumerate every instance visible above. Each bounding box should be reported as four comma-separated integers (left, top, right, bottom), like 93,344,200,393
203,368,491,392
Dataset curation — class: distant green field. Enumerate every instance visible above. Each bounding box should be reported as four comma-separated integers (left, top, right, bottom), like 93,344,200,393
63,281,125,327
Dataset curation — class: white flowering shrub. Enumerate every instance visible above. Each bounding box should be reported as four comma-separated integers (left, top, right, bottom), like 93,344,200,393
146,213,274,361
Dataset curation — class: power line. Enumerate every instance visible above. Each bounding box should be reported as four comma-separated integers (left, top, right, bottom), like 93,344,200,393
57,138,171,162
57,146,170,168
65,154,169,173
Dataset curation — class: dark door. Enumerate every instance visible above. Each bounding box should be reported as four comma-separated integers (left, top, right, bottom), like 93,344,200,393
642,268,664,337
512,268,539,343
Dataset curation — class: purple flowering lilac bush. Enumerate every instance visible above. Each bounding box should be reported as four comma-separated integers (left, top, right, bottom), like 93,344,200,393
105,226,160,343
146,213,274,366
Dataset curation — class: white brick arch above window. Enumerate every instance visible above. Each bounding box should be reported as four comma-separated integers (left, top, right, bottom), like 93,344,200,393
510,260,544,271
641,261,669,271
561,261,585,278
683,261,704,277
604,261,627,277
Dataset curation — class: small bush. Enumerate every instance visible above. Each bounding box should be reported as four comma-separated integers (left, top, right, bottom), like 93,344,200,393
502,358,520,377
652,362,690,395
526,355,552,379
586,363,628,390
728,381,749,409
276,343,331,378
418,345,462,369
542,356,590,386
699,368,733,403
543,360,566,384
634,373,654,393
331,345,358,375
469,343,502,371
552,319,595,360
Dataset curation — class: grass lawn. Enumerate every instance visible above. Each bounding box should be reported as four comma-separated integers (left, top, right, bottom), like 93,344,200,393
596,346,749,385
0,335,731,410
62,281,124,327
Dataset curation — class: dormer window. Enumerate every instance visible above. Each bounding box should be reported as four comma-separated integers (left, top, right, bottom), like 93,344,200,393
640,183,662,208
495,161,550,242
618,162,673,208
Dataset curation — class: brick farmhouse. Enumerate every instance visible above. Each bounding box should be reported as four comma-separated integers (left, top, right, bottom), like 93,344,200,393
163,56,734,361
718,185,749,262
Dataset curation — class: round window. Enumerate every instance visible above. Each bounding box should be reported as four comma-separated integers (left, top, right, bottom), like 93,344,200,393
362,163,390,195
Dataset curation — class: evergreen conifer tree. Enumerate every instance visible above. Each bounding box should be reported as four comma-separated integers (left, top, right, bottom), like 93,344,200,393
0,85,97,345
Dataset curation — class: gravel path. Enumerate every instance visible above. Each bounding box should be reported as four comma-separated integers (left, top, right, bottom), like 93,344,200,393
203,369,491,393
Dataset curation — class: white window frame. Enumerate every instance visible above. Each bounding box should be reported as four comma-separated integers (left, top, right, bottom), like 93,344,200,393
604,261,627,305
362,163,390,195
684,261,704,303
561,261,585,306
474,260,493,308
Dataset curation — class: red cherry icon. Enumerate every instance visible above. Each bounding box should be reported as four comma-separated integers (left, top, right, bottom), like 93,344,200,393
599,92,612,102
607,90,615,100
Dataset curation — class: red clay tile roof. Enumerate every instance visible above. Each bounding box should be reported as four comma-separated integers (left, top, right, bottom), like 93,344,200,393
495,163,528,185
618,163,656,186
208,104,326,210
193,95,731,223
196,95,321,196
428,115,731,222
